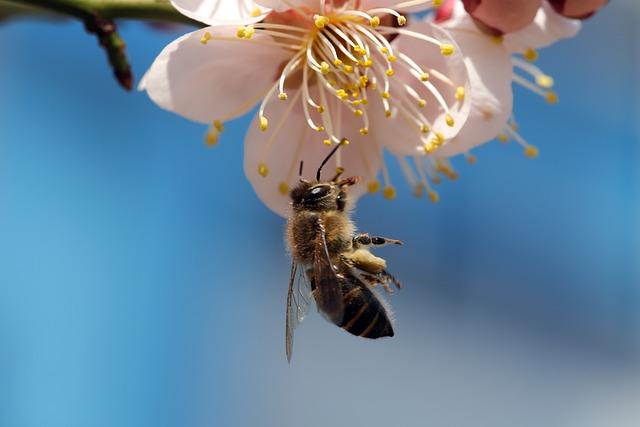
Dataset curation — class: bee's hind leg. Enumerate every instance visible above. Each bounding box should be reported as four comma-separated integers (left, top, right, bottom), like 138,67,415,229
381,269,403,290
352,233,403,248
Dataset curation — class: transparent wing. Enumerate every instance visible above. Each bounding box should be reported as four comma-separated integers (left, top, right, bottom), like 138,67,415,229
313,218,345,325
285,261,313,363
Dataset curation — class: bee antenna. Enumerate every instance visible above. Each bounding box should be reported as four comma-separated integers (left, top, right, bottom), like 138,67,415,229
299,160,304,177
316,139,346,181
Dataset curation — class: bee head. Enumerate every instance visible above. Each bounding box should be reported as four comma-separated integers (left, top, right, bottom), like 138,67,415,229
290,175,359,212
291,140,359,212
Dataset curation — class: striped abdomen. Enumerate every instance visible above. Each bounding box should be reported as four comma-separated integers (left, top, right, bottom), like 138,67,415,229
337,274,394,338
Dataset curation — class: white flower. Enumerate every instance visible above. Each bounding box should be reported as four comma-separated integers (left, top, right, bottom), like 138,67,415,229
140,0,472,215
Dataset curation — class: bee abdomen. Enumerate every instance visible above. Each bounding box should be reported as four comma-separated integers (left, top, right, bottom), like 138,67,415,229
339,280,394,339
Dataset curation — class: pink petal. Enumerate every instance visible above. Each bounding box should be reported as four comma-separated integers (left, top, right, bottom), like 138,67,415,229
140,26,292,124
547,0,608,19
244,90,382,217
503,1,580,53
437,13,513,156
375,21,472,156
254,0,319,12
171,0,268,25
462,0,543,34
362,0,435,13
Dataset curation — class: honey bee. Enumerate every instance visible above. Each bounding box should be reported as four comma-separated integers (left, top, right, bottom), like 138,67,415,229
285,140,403,362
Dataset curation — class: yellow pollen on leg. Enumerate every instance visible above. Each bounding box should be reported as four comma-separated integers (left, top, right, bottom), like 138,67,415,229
200,31,212,44
455,86,465,101
367,180,380,193
383,186,396,200
524,48,539,62
258,163,269,177
278,182,289,195
259,115,269,131
440,44,455,56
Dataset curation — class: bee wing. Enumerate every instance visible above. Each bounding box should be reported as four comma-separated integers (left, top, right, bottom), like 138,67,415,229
313,219,345,325
285,261,313,363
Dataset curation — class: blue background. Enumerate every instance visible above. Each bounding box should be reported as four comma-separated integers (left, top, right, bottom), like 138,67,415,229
1,2,639,426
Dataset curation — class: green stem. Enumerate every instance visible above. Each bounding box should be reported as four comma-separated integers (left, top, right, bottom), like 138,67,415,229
6,0,198,25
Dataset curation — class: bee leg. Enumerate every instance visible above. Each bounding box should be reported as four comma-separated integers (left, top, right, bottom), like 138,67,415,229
353,234,403,248
382,269,403,290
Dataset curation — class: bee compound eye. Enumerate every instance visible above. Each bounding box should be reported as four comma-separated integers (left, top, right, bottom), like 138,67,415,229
308,185,330,198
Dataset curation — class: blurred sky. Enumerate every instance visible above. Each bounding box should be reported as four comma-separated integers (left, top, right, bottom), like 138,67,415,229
0,2,639,427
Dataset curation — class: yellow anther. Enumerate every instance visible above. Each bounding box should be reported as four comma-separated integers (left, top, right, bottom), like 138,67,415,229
362,59,373,68
250,7,262,17
317,105,325,113
381,91,391,99
359,128,369,135
440,44,455,56
434,132,445,144
384,110,392,118
205,132,218,146
344,65,354,73
259,115,269,131
342,138,350,145
545,91,559,104
397,15,407,26
370,16,380,27
243,25,255,39
353,100,362,106
320,61,330,75
367,180,380,193
497,133,509,143
359,76,369,88
278,182,289,195
278,92,288,101
466,154,477,165
420,124,430,134
523,48,539,62
447,171,459,181
524,145,539,158
236,26,246,38
380,47,389,55
420,72,429,82
387,55,397,62
383,186,396,200
418,99,427,108
351,91,360,98
413,184,424,198
433,0,443,6
323,139,332,145
315,125,325,132
353,46,366,56
258,163,269,177
333,59,343,67
385,69,395,77
314,15,330,29
354,109,363,117
536,74,554,88
200,31,212,44
428,190,440,203
490,35,504,44
213,120,224,133
445,114,455,127
455,86,465,101
336,89,349,100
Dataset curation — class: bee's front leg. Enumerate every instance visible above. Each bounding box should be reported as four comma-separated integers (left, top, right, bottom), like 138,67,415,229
352,233,403,249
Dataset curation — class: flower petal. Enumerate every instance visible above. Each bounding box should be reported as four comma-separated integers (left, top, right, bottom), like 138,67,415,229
254,0,318,12
547,0,608,19
503,1,581,53
140,26,292,124
362,0,435,13
244,90,382,217
462,0,542,34
171,0,269,25
375,21,472,156
436,19,513,156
